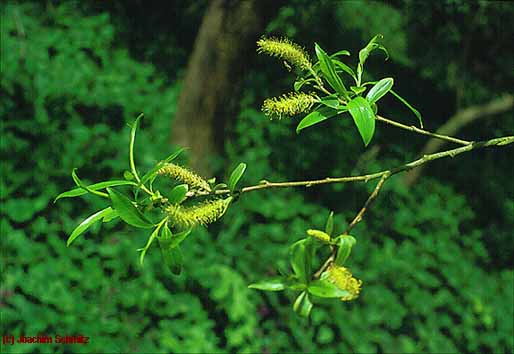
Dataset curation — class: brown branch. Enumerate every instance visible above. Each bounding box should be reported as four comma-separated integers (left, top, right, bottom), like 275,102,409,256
313,172,391,278
403,94,514,186
344,172,391,234
185,135,512,198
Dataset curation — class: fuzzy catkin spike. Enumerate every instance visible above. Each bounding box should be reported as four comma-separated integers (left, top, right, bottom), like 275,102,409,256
307,229,331,243
166,198,232,229
326,264,362,301
262,92,316,119
257,37,312,71
158,163,211,191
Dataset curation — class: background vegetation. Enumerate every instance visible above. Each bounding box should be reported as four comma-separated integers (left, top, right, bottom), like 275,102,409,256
1,1,513,353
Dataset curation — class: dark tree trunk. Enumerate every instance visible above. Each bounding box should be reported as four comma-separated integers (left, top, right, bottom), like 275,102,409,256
171,0,283,174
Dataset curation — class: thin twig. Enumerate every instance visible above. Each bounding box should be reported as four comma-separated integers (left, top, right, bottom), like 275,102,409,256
313,172,391,278
186,135,513,198
376,115,471,145
345,172,391,234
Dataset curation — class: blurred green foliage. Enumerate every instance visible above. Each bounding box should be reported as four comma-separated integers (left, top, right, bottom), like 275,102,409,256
1,1,513,353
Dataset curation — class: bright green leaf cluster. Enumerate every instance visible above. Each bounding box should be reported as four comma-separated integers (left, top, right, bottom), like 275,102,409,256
258,34,424,146
248,211,360,317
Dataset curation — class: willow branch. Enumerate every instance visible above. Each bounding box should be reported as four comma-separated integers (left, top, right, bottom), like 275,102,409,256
314,172,391,278
403,94,514,186
187,135,512,199
345,172,391,234
375,115,471,146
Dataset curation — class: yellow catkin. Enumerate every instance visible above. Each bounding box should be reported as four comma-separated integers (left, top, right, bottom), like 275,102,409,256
262,92,316,119
307,229,331,243
166,198,231,229
257,37,312,71
158,163,210,191
326,264,362,301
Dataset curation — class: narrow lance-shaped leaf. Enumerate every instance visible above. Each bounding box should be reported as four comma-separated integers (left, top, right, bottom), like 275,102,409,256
158,225,183,275
347,96,376,146
140,147,185,185
334,235,357,266
289,238,314,284
366,77,394,104
139,218,168,265
325,211,334,236
67,207,114,246
248,277,287,291
107,187,154,228
129,113,144,182
55,180,137,202
389,89,423,128
228,162,247,192
293,291,313,318
332,59,357,82
314,43,349,99
358,34,388,67
308,278,351,298
296,107,341,134
71,169,108,198
318,95,340,109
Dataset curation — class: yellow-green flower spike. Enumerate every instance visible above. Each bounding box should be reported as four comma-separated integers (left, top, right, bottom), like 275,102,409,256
158,163,211,191
166,198,232,229
262,92,316,119
325,264,362,301
307,229,331,243
257,37,312,71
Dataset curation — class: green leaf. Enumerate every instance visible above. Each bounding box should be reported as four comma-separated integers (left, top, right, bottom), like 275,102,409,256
318,95,340,109
334,235,357,266
308,278,351,298
157,224,192,249
213,183,228,191
140,148,185,185
71,169,108,198
325,211,334,236
294,77,316,92
296,107,340,133
248,277,287,291
358,34,388,67
55,180,137,202
129,113,144,182
330,49,350,58
314,43,349,99
350,86,366,95
332,59,357,81
371,102,378,115
290,238,313,284
347,96,376,146
139,218,167,265
67,207,113,246
162,245,183,275
107,188,153,228
102,208,118,223
293,291,313,318
157,224,183,274
389,89,423,128
123,171,135,180
366,77,394,104
228,162,247,192
170,228,192,249
168,184,188,204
